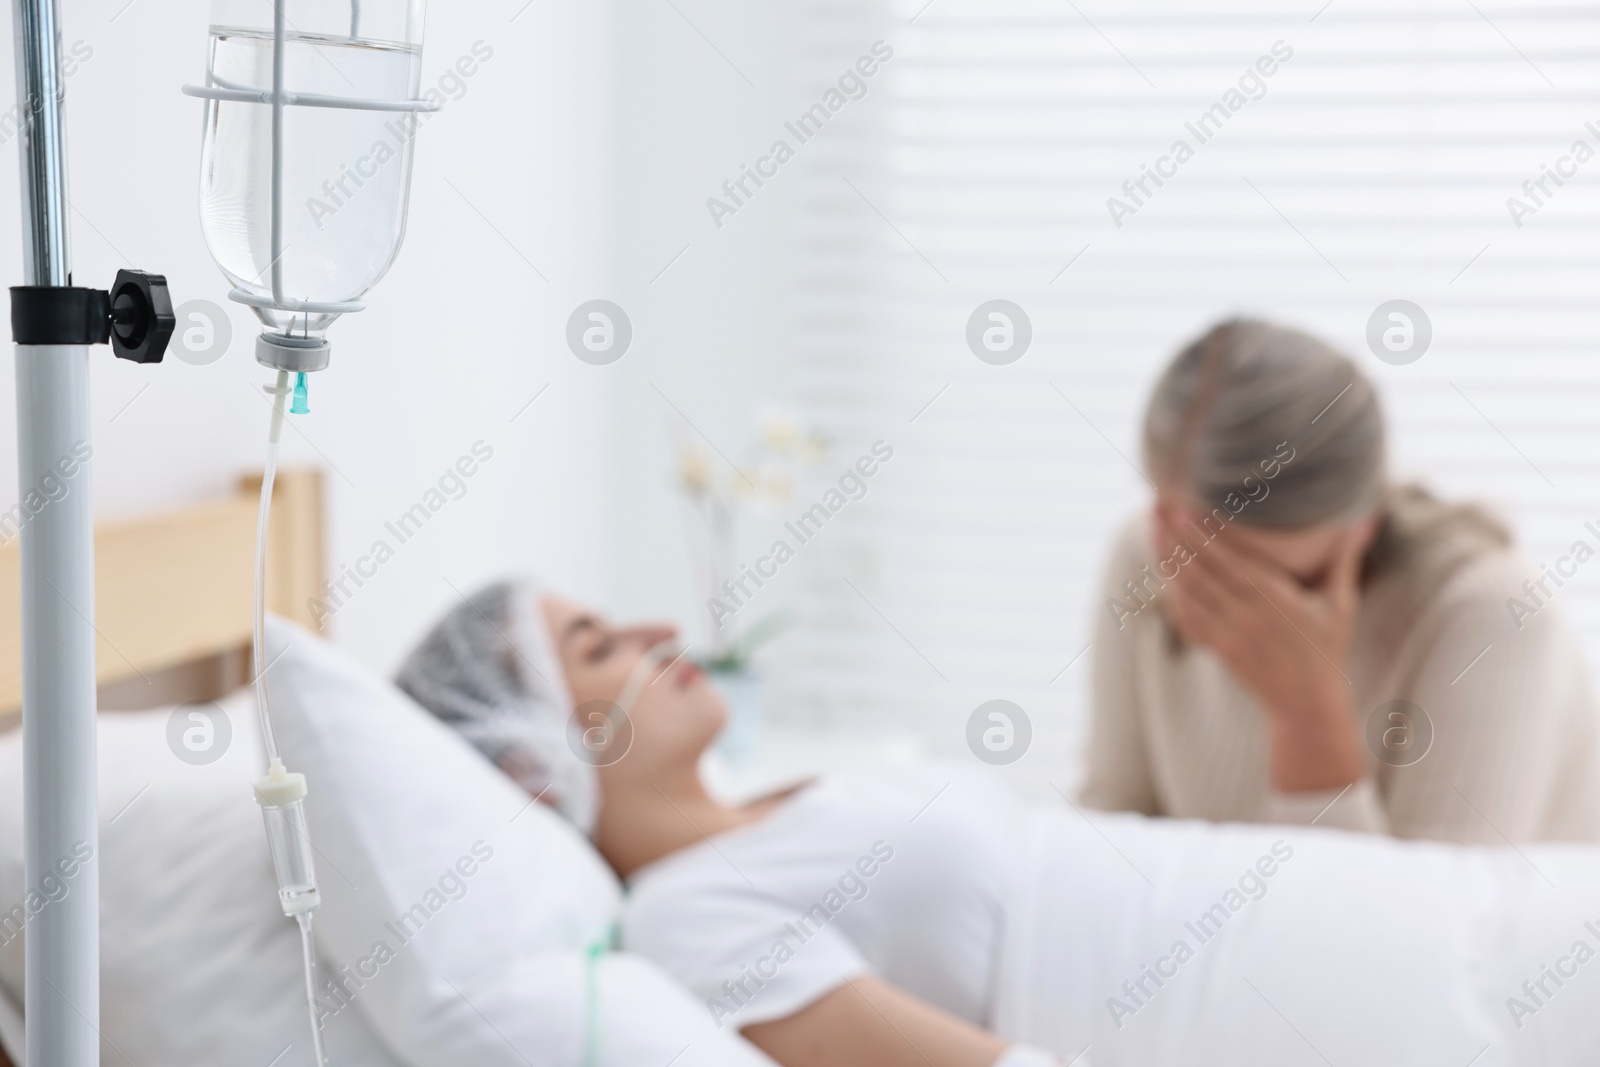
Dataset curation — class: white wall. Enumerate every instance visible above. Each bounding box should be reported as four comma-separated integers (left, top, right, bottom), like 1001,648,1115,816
0,0,624,672
608,0,795,640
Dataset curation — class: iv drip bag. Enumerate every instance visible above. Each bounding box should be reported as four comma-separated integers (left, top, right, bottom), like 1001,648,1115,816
187,0,433,370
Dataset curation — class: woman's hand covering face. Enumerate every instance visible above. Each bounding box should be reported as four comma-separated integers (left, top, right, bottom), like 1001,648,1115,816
1153,505,1373,791
1157,507,1365,700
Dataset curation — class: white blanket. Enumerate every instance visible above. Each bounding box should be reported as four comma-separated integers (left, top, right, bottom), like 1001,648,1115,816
995,810,1600,1066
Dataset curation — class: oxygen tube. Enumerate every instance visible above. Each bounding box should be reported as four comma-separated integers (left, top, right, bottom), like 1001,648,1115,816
615,638,681,721
574,638,681,1067
253,369,329,1067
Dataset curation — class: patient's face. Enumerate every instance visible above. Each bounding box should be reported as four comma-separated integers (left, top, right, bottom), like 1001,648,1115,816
540,595,727,782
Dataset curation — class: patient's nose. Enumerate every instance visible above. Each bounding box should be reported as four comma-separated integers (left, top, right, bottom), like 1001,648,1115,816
635,622,678,647
618,626,676,665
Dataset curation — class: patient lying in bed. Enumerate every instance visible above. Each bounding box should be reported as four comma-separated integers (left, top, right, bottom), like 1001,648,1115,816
397,580,1600,1067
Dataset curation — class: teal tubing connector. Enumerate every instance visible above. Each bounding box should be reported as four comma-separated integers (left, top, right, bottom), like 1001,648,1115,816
584,925,616,1067
290,372,310,415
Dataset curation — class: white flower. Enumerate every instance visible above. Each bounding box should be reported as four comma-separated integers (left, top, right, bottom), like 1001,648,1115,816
761,413,800,451
678,446,712,494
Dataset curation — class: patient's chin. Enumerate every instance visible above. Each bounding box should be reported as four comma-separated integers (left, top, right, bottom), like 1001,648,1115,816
701,692,729,732
684,702,729,757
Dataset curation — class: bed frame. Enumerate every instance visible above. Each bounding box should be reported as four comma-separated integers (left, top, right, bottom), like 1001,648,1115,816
0,469,325,720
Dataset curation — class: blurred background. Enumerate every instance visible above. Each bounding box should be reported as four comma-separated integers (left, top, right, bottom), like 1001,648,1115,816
1,0,1597,799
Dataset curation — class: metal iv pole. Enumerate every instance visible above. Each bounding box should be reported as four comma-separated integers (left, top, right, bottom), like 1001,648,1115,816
8,2,171,1062
11,3,98,1064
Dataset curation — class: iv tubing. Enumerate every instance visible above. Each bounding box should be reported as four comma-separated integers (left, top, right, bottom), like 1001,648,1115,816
298,913,330,1067
255,370,330,1067
254,370,289,762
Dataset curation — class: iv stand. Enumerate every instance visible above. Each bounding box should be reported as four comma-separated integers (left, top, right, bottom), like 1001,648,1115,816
9,2,172,1063
11,2,98,1065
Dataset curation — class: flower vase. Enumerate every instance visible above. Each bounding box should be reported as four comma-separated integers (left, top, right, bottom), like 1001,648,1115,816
710,666,762,765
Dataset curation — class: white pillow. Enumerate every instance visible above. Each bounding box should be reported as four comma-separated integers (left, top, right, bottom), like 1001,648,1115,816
264,616,778,1067
0,690,399,1067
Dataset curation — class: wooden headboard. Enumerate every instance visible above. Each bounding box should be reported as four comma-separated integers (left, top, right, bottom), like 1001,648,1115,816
0,469,325,720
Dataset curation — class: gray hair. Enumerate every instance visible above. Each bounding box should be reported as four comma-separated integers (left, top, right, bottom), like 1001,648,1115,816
1142,318,1386,528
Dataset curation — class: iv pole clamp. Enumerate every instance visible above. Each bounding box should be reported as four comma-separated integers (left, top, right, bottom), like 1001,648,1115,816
7,0,172,1064
11,270,177,363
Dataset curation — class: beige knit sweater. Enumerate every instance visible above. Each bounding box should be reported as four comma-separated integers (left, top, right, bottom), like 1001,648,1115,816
1080,487,1600,843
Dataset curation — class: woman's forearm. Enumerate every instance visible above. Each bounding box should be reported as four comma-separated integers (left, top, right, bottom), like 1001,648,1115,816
1267,689,1364,793
742,974,1009,1067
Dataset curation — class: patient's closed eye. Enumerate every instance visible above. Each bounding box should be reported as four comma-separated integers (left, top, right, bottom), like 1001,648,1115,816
561,617,616,664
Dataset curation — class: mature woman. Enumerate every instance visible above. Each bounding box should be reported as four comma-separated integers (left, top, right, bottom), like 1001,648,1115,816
1083,318,1600,841
396,579,1600,1067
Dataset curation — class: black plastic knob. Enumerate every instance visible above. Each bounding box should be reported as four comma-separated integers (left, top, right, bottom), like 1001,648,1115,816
108,269,174,364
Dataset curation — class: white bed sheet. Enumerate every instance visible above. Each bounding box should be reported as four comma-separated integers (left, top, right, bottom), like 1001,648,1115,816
997,809,1600,1066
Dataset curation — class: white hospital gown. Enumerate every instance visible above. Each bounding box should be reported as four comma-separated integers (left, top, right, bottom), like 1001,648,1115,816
621,766,1029,1032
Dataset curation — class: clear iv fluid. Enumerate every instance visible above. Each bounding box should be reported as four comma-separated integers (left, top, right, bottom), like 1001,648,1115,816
199,27,421,332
